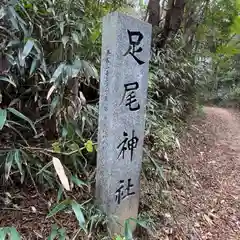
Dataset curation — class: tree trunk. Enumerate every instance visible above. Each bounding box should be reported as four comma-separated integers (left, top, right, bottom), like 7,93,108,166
156,0,185,49
147,0,160,26
183,0,210,52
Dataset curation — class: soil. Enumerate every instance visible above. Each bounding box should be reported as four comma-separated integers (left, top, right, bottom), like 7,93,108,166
177,106,240,240
1,106,240,239
144,106,240,240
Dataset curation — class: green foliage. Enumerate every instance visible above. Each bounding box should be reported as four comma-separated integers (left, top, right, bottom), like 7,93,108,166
196,0,240,105
199,0,237,52
47,199,87,233
115,236,125,240
145,34,206,155
0,0,207,188
0,226,68,240
0,109,7,130
45,197,153,239
0,227,21,240
48,225,67,240
0,0,128,188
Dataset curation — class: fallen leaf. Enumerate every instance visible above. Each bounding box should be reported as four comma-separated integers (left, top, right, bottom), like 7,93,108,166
164,213,172,219
175,138,181,149
33,231,43,238
203,214,213,225
52,157,70,191
31,206,37,213
208,212,218,219
194,222,200,228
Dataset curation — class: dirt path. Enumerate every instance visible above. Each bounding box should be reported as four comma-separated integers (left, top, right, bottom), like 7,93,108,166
172,107,240,240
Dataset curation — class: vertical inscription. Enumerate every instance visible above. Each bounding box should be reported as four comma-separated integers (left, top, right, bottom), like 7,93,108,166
96,12,152,235
103,49,111,112
114,28,146,203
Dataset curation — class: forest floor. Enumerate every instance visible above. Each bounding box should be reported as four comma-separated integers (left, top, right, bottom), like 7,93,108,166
142,106,240,240
0,106,240,239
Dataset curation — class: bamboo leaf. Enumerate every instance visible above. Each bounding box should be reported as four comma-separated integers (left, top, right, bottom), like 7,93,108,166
33,40,43,55
30,59,38,75
48,230,58,240
5,151,14,180
59,21,64,35
50,95,60,116
128,218,148,229
9,17,19,30
50,63,65,83
7,40,21,48
71,175,88,187
90,29,100,42
21,40,34,61
9,6,26,26
71,59,82,77
124,219,133,240
5,122,29,146
82,60,98,79
47,85,56,100
48,224,59,240
41,58,47,73
57,186,63,203
36,161,53,175
0,76,16,88
0,7,5,19
14,150,23,176
0,228,7,239
0,108,7,130
58,228,66,240
9,227,21,240
39,72,47,82
71,200,86,231
61,36,69,48
72,32,80,44
7,108,37,134
47,200,70,218
52,157,70,191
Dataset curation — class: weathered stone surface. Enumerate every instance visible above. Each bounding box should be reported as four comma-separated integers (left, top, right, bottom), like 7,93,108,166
95,11,152,235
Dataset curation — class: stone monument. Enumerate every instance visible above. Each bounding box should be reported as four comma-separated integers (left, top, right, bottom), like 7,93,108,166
95,11,152,235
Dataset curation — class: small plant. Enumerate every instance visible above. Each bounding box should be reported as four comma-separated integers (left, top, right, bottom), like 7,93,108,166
0,227,21,240
48,225,67,240
115,236,125,240
47,199,87,233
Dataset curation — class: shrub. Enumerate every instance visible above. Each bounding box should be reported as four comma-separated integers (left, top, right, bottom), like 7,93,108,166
0,0,126,186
